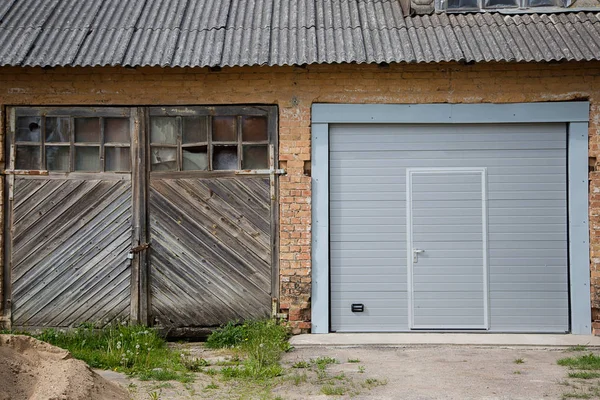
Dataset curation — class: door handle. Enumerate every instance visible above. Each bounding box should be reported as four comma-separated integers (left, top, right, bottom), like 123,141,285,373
413,249,425,263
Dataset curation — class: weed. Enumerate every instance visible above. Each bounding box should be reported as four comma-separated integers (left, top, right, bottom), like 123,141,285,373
183,358,210,371
292,360,311,369
513,370,522,375
568,372,600,379
558,354,600,370
205,321,247,348
138,369,193,383
321,385,345,396
513,358,525,364
291,372,308,385
567,345,589,352
562,393,591,399
206,319,289,379
362,378,387,389
151,382,173,390
313,357,337,370
347,358,361,363
205,382,219,390
148,391,160,400
358,366,366,373
333,372,346,381
203,368,218,376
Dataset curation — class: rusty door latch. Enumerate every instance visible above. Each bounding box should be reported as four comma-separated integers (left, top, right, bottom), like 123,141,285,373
127,243,150,260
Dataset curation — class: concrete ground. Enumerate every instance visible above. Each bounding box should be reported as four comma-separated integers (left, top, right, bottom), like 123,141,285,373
290,333,600,347
98,335,600,400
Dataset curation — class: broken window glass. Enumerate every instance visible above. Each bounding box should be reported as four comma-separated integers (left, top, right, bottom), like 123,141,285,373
242,145,268,169
183,117,208,144
151,147,177,171
46,146,70,171
16,117,41,142
75,118,100,143
46,117,70,143
213,116,237,142
242,116,268,142
151,117,178,145
104,118,130,143
75,146,100,171
182,146,208,171
16,146,40,169
106,147,131,172
213,145,238,170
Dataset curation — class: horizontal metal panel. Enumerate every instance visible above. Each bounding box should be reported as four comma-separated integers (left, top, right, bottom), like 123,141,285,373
332,141,567,152
490,274,567,284
333,291,407,300
331,274,405,284
331,282,408,291
331,265,406,274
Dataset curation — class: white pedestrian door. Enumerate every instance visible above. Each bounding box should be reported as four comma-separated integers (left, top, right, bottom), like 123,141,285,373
407,169,488,330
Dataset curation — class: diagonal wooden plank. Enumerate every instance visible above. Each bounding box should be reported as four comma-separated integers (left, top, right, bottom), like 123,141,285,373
12,188,131,287
173,178,271,250
42,239,132,327
149,189,271,289
13,220,132,326
149,232,263,324
204,180,270,233
12,181,130,277
13,179,48,210
148,175,274,328
154,179,271,263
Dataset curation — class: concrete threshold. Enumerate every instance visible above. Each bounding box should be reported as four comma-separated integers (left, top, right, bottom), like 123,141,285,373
289,333,600,348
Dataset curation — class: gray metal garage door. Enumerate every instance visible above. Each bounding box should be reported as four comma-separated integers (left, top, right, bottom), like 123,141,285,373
330,123,568,333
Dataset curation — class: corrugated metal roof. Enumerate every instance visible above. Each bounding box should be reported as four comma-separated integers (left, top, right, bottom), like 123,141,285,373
0,0,599,68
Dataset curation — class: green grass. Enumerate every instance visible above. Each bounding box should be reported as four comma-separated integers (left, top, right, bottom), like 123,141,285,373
205,319,290,379
313,357,337,370
321,385,345,396
292,360,311,369
558,354,600,370
347,358,361,363
6,323,194,382
568,372,600,380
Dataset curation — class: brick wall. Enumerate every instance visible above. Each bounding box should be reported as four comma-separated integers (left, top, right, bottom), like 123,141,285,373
0,61,599,333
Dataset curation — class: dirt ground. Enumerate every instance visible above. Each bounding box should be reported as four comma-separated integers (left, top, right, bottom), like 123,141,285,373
0,334,128,400
98,344,587,400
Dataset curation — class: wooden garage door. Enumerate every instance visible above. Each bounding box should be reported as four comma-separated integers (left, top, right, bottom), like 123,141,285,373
147,107,278,329
7,108,134,328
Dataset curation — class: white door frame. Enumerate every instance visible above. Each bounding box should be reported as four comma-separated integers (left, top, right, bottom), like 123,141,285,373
406,167,489,330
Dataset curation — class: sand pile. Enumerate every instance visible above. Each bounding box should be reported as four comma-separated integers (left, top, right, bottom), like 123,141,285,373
0,334,129,400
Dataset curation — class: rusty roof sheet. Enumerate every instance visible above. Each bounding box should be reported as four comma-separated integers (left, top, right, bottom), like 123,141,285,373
0,0,599,68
